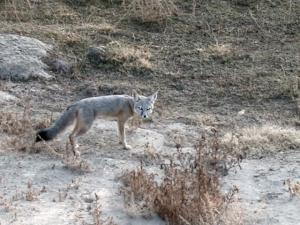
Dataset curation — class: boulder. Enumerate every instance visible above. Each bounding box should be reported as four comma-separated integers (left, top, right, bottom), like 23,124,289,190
0,34,53,81
0,91,18,103
46,58,74,75
86,46,108,67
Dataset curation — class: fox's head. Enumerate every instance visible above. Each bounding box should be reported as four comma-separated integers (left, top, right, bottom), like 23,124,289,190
133,90,158,119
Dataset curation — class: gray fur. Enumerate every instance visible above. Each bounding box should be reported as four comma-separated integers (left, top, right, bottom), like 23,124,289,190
35,91,158,156
36,105,77,142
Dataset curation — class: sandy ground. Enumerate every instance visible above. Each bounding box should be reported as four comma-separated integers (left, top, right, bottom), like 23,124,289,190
0,119,201,225
0,116,299,225
223,151,300,225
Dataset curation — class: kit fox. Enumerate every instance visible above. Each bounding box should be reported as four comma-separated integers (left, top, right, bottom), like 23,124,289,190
36,90,158,157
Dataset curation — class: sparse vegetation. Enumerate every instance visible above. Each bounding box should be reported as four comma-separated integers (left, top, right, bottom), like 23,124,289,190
222,124,300,158
285,178,300,198
121,134,243,225
106,41,153,70
0,106,95,172
0,107,51,152
122,0,178,22
62,154,95,172
25,180,40,202
90,194,118,225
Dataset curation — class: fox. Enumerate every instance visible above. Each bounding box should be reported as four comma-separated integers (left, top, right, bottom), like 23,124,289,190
35,90,158,157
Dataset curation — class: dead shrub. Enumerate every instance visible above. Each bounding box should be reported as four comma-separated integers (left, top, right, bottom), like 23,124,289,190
123,0,178,23
284,178,300,198
121,132,243,225
90,194,118,225
0,106,95,170
0,112,31,136
25,180,40,201
0,107,52,152
62,155,94,172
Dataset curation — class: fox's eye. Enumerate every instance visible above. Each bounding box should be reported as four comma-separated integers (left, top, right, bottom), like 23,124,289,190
138,106,143,110
147,108,151,111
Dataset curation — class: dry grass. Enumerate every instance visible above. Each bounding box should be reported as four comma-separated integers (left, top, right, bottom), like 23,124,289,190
122,0,177,22
0,112,32,136
197,43,238,65
0,105,94,172
222,124,300,158
0,0,298,108
62,155,94,172
0,107,51,152
284,178,300,199
0,0,80,23
4,180,43,203
90,194,118,225
25,180,41,201
0,0,117,68
106,41,153,70
121,133,243,225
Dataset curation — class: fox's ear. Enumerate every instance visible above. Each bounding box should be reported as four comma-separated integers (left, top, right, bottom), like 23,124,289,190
150,91,158,102
132,89,140,101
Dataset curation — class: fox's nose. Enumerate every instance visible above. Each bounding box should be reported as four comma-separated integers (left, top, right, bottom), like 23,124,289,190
143,115,147,118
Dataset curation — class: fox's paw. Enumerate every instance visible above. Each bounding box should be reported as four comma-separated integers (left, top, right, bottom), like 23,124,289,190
74,150,81,158
123,144,132,150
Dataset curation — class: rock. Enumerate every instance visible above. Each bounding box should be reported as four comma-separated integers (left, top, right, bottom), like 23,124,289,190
81,194,94,203
46,84,60,91
86,46,108,67
98,84,126,95
231,0,259,6
79,85,99,97
64,0,95,6
46,58,74,75
0,34,53,81
0,91,18,103
77,83,127,98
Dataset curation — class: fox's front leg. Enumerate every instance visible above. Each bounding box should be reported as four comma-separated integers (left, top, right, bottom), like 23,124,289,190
118,119,131,150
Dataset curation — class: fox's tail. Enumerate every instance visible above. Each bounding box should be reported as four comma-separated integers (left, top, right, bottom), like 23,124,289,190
35,105,77,142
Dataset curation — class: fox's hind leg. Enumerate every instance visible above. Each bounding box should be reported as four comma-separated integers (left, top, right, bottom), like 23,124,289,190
68,108,94,158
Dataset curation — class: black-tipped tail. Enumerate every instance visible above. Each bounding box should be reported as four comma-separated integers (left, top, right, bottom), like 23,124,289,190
35,129,53,142
35,105,77,143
